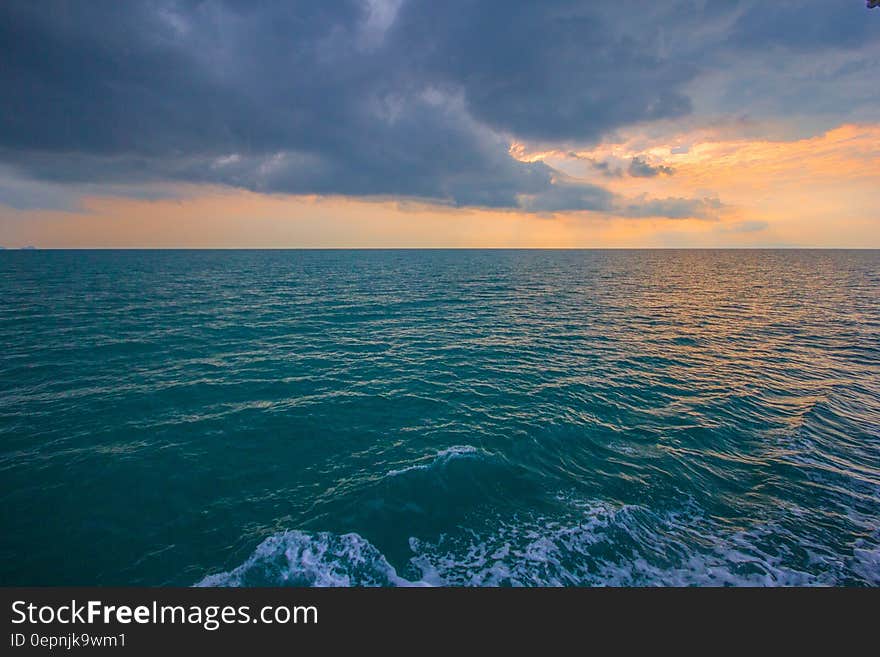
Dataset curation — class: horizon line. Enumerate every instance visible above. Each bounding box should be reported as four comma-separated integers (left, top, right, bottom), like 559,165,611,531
3,246,880,251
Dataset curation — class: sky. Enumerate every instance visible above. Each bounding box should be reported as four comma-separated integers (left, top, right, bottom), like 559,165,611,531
0,0,878,248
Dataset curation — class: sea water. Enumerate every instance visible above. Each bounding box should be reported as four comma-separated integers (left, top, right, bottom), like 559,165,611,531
1,249,877,586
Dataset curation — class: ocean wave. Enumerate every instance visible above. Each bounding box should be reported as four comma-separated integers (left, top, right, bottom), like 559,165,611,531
196,530,426,587
197,497,880,587
408,503,833,587
385,445,482,477
851,535,880,586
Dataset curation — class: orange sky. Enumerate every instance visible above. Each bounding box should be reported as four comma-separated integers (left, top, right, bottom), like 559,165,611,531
1,123,878,248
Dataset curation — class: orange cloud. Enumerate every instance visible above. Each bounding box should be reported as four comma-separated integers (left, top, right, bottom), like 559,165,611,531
515,123,880,246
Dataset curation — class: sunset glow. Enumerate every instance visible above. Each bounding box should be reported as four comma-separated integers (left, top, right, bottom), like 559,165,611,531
3,122,877,248
1,2,877,247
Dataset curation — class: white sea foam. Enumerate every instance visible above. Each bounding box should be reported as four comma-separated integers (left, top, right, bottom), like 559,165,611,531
409,498,875,587
196,530,427,587
851,537,880,586
198,497,880,587
385,445,481,477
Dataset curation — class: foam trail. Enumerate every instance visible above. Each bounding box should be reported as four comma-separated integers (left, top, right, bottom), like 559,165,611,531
198,497,880,587
386,445,481,477
197,530,429,587
407,499,878,587
852,538,880,586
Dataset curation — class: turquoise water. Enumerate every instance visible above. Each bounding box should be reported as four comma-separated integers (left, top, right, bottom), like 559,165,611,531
1,249,878,586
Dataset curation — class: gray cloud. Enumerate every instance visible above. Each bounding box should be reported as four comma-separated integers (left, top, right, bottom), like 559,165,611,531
621,196,724,220
628,157,675,178
728,1,877,51
517,180,615,214
576,155,673,179
0,1,874,214
584,158,624,178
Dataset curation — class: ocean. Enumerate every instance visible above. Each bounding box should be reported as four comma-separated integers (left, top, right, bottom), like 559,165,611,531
0,249,878,586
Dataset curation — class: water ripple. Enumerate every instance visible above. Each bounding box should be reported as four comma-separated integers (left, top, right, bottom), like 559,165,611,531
0,249,877,586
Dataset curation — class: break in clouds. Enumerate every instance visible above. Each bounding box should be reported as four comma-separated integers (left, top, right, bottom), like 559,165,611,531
0,0,876,215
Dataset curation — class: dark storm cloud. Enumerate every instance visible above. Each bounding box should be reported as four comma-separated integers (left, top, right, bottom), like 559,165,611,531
0,0,566,208
0,1,874,213
388,1,697,143
728,1,876,51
